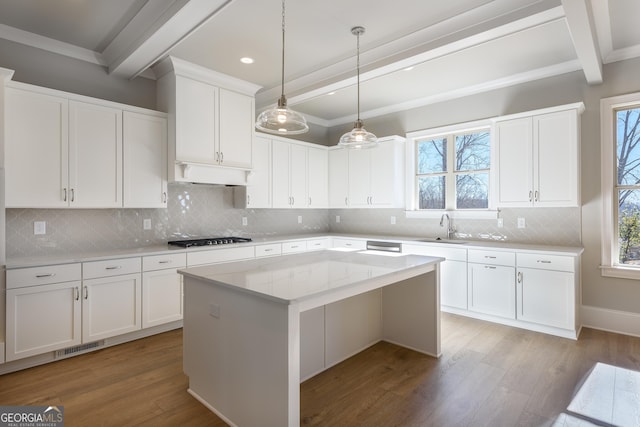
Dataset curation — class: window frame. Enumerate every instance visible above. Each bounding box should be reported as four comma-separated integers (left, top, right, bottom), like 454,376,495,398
601,91,640,279
405,119,497,219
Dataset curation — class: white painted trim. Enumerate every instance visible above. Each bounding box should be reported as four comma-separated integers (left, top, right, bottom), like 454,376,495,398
604,44,640,65
590,0,613,62
0,24,105,66
0,342,4,364
581,305,640,338
405,210,499,220
0,67,15,81
492,101,585,123
187,389,239,427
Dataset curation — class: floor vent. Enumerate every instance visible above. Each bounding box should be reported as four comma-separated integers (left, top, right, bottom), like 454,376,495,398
55,341,104,359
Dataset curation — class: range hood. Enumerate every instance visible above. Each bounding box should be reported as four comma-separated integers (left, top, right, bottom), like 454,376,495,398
174,161,252,186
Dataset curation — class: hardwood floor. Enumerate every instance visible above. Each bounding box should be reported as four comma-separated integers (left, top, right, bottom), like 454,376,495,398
1,313,639,426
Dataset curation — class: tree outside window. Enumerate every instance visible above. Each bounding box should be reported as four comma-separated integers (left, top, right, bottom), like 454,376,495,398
416,130,490,210
616,107,640,264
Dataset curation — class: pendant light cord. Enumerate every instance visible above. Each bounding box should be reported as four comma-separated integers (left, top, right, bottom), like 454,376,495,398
356,29,360,122
280,0,286,100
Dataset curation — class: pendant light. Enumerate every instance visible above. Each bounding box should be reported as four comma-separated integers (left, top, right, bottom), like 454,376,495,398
338,26,378,148
255,0,308,135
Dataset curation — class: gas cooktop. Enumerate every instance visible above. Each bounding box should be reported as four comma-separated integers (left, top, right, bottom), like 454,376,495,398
168,237,252,248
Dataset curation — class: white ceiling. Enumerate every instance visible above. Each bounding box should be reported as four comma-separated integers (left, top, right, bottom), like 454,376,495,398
1,0,639,128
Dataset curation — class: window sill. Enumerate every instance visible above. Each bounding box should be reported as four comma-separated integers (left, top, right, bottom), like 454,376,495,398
405,209,499,220
600,265,640,280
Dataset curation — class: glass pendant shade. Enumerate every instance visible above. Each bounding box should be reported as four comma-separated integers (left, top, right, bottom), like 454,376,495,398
338,120,378,148
338,26,377,149
256,95,309,135
255,0,308,136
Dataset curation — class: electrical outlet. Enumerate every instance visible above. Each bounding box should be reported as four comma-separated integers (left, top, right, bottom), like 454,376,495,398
34,221,46,235
209,303,220,318
497,218,504,228
336,215,341,223
390,216,396,225
517,217,526,228
298,216,302,224
242,217,248,226
143,219,152,230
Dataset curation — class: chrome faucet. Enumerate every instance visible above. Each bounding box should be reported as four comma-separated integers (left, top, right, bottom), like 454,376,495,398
440,213,455,239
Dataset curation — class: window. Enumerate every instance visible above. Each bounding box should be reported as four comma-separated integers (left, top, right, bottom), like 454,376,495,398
413,128,490,211
601,92,640,278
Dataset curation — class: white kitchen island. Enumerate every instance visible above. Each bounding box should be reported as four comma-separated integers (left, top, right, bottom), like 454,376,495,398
180,249,443,427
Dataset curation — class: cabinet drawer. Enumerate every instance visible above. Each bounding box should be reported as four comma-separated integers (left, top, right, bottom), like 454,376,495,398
187,246,255,266
282,241,307,254
7,263,81,289
255,244,282,257
468,249,515,267
331,238,366,251
306,238,329,251
143,253,187,271
83,257,141,279
403,244,467,262
517,253,574,272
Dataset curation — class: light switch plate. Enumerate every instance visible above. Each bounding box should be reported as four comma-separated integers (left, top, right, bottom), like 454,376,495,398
336,215,341,223
298,216,302,224
390,216,396,225
497,218,504,228
143,219,152,230
517,217,526,228
242,217,248,226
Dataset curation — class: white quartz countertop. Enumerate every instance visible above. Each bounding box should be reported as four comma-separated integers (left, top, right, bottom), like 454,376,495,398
5,232,583,269
179,249,443,306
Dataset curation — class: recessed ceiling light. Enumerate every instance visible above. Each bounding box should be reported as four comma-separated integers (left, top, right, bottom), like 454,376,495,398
240,57,254,64
327,92,336,96
404,66,414,71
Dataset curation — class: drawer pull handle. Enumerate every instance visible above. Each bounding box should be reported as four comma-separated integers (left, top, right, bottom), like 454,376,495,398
105,266,122,270
264,249,273,252
537,260,552,264
36,273,56,278
484,256,497,259
158,260,172,264
485,266,497,270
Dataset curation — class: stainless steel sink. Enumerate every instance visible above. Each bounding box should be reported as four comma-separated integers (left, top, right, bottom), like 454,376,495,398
416,237,468,244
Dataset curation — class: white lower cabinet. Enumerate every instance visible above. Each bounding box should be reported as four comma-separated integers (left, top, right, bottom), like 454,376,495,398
467,249,516,319
403,244,468,310
6,281,81,362
516,252,576,330
142,253,186,329
467,263,516,319
82,272,142,342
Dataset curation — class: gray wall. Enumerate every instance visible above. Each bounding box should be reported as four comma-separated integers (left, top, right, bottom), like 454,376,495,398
0,38,156,109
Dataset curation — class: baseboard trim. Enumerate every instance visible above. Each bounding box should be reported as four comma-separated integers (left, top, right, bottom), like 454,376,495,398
581,305,640,338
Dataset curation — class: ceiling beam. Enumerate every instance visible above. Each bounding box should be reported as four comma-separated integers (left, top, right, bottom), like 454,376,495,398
105,0,234,79
561,0,603,84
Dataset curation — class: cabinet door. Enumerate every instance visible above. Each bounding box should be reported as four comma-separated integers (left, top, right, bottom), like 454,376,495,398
533,110,578,207
329,148,349,207
218,88,253,169
6,281,81,361
289,144,308,208
347,149,371,207
175,76,218,164
5,87,69,208
246,136,271,208
271,140,292,208
441,260,468,310
495,117,533,207
369,140,400,207
517,267,574,329
123,111,168,208
142,268,183,328
69,101,122,208
82,273,142,342
468,263,515,319
307,146,328,208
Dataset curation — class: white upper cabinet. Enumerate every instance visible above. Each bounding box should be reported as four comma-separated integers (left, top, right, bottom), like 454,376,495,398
5,87,69,208
494,103,582,207
5,82,167,209
331,136,405,208
123,111,168,208
272,139,307,208
328,148,349,208
235,135,272,208
69,100,122,208
155,57,260,185
307,146,328,208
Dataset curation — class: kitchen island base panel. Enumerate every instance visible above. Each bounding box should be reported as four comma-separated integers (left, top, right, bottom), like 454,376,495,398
183,266,440,427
